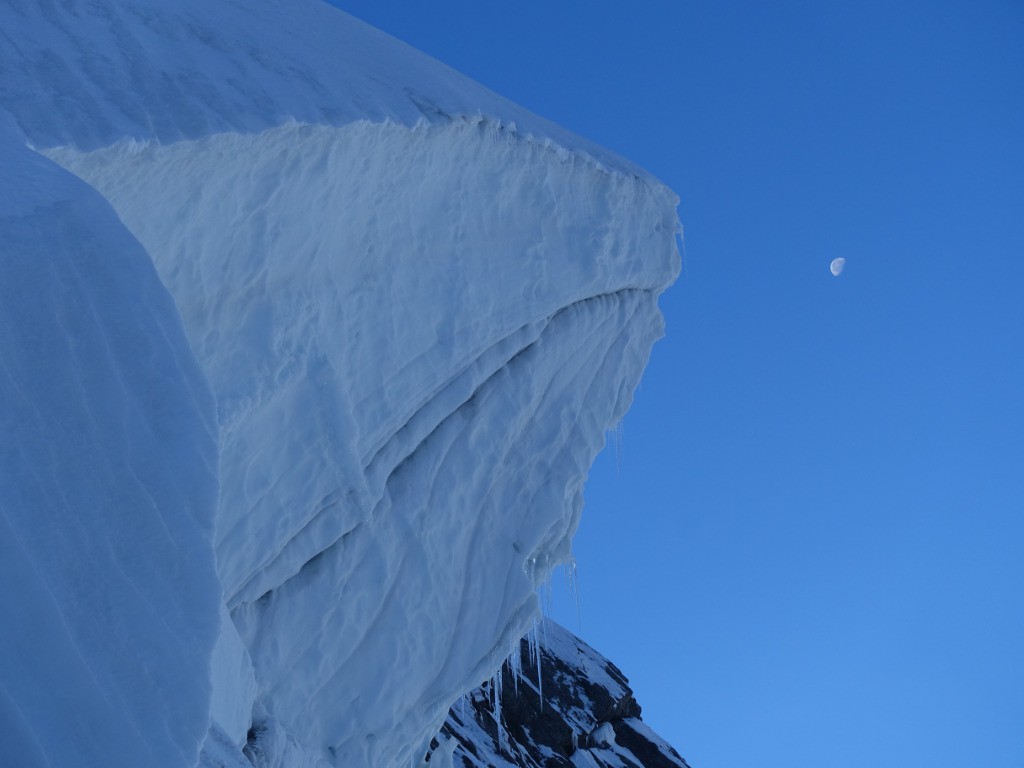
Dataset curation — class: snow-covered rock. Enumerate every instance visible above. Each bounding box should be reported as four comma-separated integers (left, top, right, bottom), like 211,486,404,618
430,620,691,768
0,119,220,768
0,2,680,766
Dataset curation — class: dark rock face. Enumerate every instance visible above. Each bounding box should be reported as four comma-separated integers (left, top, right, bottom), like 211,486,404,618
427,620,690,768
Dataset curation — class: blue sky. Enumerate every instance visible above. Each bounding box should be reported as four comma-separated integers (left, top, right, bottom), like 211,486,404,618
333,2,1023,765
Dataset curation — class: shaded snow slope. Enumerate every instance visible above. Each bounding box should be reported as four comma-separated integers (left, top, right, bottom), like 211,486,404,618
2,1,681,766
431,620,691,768
0,119,220,768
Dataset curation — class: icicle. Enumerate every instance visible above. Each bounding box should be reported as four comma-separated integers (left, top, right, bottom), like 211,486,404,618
611,419,624,475
526,620,537,673
526,617,544,712
491,666,509,752
537,632,543,710
565,556,582,635
507,636,522,696
539,568,553,616
541,612,549,647
524,556,536,584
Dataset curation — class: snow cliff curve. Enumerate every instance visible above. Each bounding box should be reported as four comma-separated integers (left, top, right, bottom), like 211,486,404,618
1,1,681,766
0,117,221,768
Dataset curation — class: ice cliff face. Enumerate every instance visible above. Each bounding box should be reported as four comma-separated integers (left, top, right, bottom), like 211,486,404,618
0,2,680,766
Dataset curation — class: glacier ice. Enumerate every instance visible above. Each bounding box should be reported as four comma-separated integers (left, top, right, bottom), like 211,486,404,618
0,1,681,765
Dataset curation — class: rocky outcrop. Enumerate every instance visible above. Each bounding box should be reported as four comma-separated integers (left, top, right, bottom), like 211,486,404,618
427,620,690,768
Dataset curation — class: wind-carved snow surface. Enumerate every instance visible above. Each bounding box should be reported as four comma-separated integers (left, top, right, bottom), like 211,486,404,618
1,1,681,766
54,117,677,768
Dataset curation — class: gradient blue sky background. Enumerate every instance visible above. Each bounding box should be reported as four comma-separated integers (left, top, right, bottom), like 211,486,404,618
332,2,1023,766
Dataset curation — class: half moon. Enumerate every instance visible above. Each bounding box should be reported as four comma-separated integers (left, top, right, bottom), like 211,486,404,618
830,257,846,277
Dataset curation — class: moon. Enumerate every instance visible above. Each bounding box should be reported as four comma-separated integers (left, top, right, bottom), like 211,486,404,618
830,257,846,277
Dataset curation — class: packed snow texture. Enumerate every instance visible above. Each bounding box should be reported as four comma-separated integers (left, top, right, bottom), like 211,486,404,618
0,120,221,768
1,1,681,766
